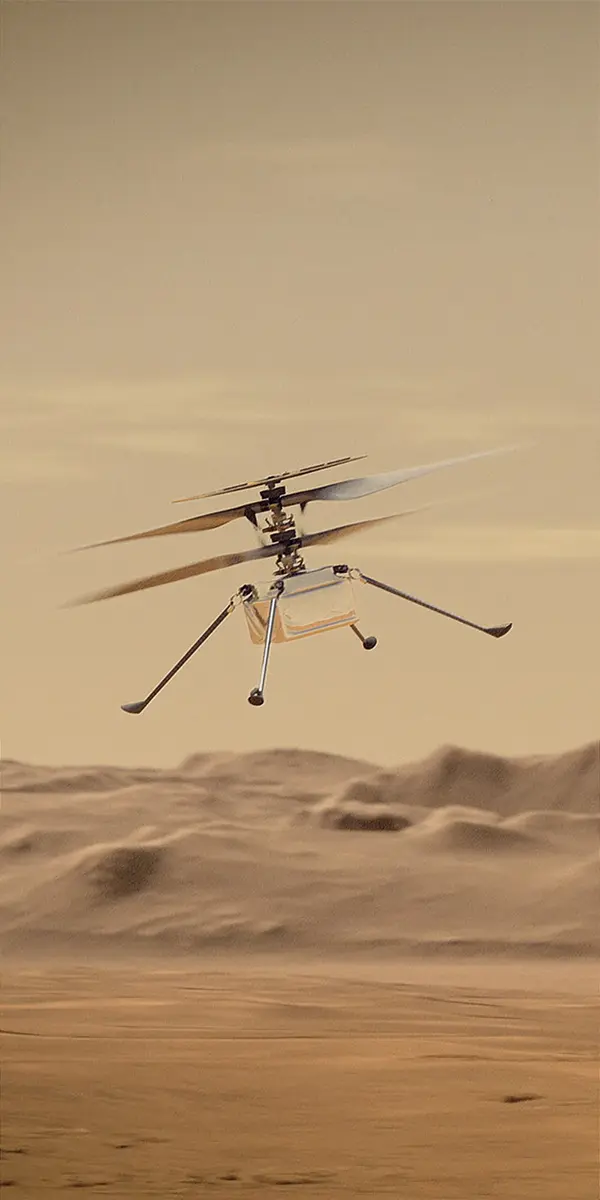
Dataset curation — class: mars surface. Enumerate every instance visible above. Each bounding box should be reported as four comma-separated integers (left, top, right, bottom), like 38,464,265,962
1,742,597,1197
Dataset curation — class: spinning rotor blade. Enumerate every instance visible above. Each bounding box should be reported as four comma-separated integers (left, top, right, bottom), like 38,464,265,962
299,511,411,548
293,446,516,507
71,504,245,552
71,447,516,555
69,509,421,605
171,455,367,502
71,545,276,603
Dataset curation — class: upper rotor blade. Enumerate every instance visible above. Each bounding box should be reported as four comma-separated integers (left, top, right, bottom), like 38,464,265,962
70,504,246,552
292,446,517,506
68,509,421,605
71,448,514,554
71,478,433,553
171,455,367,502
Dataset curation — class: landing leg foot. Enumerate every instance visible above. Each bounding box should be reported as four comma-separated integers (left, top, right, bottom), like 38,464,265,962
248,688,265,707
350,622,377,650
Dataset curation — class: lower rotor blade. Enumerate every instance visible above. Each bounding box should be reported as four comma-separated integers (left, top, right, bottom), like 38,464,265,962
69,545,277,604
301,510,419,548
68,508,424,605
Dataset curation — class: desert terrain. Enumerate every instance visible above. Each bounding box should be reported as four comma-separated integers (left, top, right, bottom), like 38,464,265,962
1,742,598,1197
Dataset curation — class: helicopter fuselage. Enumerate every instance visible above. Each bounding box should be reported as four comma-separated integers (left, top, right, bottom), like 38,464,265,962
242,565,357,645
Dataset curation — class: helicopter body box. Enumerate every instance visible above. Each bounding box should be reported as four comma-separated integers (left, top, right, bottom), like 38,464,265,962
242,567,357,644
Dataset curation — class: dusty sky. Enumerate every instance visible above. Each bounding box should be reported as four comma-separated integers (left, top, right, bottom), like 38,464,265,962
1,1,598,770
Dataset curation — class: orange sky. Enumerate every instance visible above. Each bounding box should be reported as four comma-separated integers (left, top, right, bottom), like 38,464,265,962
1,1,598,769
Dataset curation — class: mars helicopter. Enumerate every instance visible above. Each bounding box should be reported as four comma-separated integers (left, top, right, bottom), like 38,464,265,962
71,449,513,711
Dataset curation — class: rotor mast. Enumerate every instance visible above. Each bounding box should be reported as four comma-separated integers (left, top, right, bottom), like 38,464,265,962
259,482,306,576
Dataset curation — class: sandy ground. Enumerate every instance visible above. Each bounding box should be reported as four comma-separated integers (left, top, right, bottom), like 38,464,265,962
1,959,597,1199
2,743,597,1194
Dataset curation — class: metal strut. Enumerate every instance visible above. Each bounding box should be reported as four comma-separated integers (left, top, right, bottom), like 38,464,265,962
351,569,512,638
121,589,246,714
248,580,283,706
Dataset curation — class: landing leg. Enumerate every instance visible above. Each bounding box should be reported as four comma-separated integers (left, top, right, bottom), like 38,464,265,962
121,593,241,714
352,569,512,638
350,622,377,650
248,583,282,706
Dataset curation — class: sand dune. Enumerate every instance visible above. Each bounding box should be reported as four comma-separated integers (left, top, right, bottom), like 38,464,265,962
1,741,597,960
366,741,599,815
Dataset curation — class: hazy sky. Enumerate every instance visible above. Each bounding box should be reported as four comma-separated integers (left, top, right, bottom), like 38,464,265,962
1,1,598,770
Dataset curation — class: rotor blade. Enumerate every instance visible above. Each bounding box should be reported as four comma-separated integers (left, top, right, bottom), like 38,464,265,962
68,509,422,605
292,446,518,507
68,545,277,604
300,511,417,548
70,489,430,554
171,455,367,502
70,504,246,552
71,448,513,554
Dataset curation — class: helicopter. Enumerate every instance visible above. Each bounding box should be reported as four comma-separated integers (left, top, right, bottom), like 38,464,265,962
69,448,513,711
